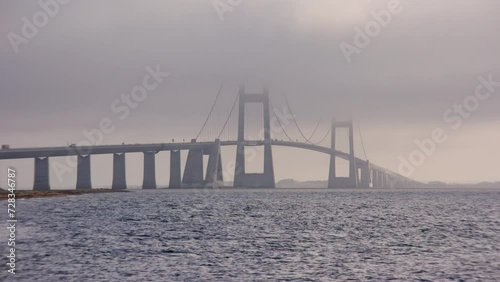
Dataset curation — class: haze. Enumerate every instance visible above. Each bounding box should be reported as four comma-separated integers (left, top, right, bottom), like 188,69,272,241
1,0,499,188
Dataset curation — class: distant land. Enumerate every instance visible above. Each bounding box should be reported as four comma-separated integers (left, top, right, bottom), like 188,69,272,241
276,179,500,189
0,188,128,200
1,180,499,193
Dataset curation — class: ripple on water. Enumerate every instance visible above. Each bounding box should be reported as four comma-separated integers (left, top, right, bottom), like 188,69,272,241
2,188,499,281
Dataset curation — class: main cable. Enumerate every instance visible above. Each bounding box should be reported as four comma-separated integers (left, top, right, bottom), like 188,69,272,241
217,95,239,139
195,82,224,141
357,122,368,160
310,126,331,145
269,98,294,141
285,96,324,144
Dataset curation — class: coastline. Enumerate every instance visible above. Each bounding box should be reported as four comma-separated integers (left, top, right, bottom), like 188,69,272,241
0,189,129,200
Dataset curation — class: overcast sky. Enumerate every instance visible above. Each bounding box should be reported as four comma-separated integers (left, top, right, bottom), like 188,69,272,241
1,0,499,188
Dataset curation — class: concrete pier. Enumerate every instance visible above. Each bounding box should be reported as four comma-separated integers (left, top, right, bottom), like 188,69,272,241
142,151,156,189
372,170,379,188
386,175,394,188
33,157,50,191
182,140,204,188
217,154,224,184
76,155,92,189
112,153,126,189
169,150,182,188
233,86,275,188
205,139,223,188
359,161,371,188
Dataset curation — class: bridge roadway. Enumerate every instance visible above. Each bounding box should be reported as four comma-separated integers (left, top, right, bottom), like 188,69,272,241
0,140,410,181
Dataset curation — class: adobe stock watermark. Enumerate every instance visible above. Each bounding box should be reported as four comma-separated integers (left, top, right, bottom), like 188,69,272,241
190,103,296,194
221,104,296,180
213,0,243,21
50,65,170,182
398,74,500,177
7,0,71,54
340,0,405,64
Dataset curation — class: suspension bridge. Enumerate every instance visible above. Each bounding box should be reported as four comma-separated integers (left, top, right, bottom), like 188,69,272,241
0,85,421,190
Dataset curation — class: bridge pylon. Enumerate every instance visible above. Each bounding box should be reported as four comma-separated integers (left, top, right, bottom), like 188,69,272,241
233,85,275,188
328,120,358,188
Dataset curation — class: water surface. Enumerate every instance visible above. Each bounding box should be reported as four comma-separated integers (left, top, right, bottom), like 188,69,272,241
1,188,499,281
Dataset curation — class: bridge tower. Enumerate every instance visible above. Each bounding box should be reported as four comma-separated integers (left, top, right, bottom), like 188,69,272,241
328,120,358,188
233,85,275,188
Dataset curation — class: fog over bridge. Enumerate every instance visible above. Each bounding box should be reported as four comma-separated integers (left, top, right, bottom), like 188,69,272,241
0,86,421,190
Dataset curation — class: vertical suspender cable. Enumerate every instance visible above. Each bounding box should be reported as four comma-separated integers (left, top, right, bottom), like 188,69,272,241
357,122,367,160
218,95,239,139
195,82,224,141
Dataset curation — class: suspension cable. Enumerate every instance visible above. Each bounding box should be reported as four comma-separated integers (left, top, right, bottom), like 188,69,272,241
307,117,322,140
217,95,239,139
269,99,294,142
310,126,331,145
195,82,224,141
285,96,325,144
357,122,368,160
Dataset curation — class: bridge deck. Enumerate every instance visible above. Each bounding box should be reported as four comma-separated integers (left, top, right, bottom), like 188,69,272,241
0,140,412,181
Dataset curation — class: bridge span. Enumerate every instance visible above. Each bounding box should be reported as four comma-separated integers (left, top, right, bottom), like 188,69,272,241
0,86,421,190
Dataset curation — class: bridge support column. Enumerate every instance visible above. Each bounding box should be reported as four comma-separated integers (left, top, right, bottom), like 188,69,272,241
359,161,371,188
372,170,379,188
143,152,156,189
233,85,275,188
169,150,182,188
380,173,386,188
387,175,395,188
34,157,50,191
76,155,92,189
182,140,204,188
328,120,358,188
217,154,224,184
112,153,126,189
205,139,223,188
